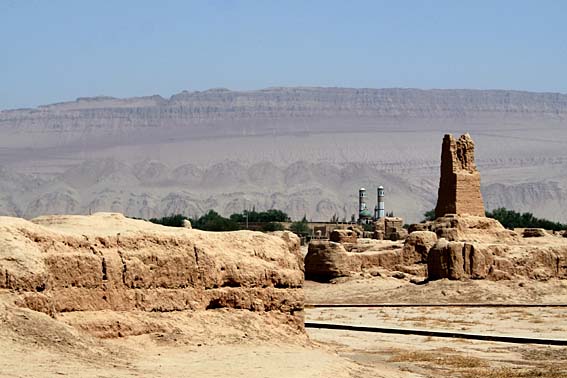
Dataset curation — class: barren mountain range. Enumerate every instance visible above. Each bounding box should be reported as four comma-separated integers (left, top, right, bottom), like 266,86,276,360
1,87,566,223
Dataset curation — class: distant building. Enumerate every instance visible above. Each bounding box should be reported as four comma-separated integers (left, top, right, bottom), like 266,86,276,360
374,185,385,219
358,188,373,224
359,185,386,224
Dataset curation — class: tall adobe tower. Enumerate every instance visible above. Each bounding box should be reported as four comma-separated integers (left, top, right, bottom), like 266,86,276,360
434,133,485,218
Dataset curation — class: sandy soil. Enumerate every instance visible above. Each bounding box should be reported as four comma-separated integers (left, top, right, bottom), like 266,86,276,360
307,327,567,378
305,277,567,377
0,336,372,378
0,292,382,378
2,278,567,377
305,276,567,304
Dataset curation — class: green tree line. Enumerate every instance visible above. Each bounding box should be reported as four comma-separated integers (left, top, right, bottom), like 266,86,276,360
229,208,290,223
423,207,566,231
149,209,299,233
485,208,566,231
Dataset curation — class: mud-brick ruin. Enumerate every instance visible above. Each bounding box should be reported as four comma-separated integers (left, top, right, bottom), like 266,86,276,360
305,133,567,282
435,133,485,218
0,213,304,338
1,132,566,347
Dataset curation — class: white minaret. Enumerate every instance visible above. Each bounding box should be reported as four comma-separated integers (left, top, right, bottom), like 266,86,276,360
359,188,367,216
377,186,385,219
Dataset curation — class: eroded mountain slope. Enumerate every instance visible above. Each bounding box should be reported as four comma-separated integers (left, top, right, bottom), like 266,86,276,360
1,87,566,222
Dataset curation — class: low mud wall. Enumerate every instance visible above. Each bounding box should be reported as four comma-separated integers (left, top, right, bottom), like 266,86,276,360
0,213,304,334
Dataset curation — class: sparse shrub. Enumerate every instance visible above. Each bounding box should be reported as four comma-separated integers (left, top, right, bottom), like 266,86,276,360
422,209,436,222
149,214,189,227
290,216,310,236
261,222,284,232
230,208,290,223
192,210,240,231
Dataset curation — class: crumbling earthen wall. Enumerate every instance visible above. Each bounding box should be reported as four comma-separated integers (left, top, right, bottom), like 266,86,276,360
435,133,485,218
410,215,518,243
373,217,408,241
329,229,357,244
308,214,567,283
427,238,567,281
304,240,420,281
0,213,304,333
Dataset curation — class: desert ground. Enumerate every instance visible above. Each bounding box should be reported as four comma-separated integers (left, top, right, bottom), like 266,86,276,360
2,129,566,377
2,277,566,377
306,277,567,377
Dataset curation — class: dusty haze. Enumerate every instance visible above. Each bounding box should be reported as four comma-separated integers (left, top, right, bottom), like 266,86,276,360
1,87,566,223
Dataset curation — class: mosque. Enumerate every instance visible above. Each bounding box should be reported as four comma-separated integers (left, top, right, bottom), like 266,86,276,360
358,186,385,224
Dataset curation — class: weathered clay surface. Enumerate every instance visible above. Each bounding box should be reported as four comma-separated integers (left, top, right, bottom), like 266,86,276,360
373,217,407,241
428,239,466,280
304,241,356,281
329,229,357,244
427,234,567,281
402,231,438,265
522,228,547,238
304,240,412,281
413,215,518,243
435,134,485,218
0,213,304,334
309,214,567,283
428,240,494,280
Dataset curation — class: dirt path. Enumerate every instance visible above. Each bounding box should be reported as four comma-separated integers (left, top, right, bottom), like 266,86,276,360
305,276,567,304
305,278,567,377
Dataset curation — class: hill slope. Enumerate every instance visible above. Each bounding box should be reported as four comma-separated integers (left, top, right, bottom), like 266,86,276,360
1,87,566,223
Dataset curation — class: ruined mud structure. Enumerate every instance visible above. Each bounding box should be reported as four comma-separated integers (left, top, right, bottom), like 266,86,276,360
435,133,485,218
0,213,304,338
424,134,566,281
304,133,567,283
373,217,407,241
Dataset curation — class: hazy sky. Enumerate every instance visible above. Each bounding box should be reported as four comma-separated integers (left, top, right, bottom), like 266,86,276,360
1,0,566,109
